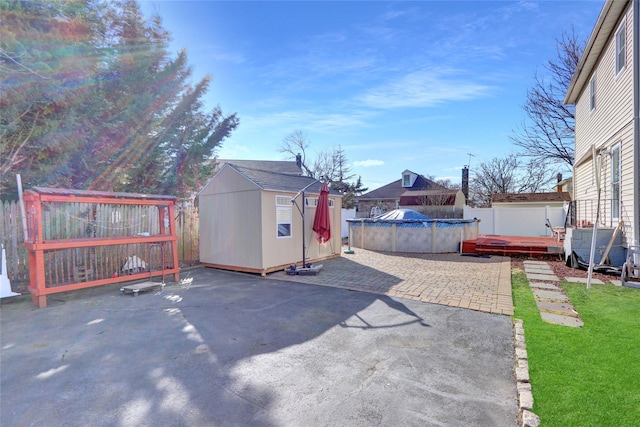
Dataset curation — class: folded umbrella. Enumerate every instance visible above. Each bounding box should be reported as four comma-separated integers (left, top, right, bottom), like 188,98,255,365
312,181,331,244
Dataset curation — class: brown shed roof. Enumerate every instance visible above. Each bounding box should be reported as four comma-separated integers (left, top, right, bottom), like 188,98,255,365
399,189,457,206
491,192,571,204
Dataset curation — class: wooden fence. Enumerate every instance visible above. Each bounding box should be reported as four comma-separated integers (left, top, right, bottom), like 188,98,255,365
1,200,199,292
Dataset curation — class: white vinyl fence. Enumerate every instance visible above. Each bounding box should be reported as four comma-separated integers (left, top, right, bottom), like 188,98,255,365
341,208,356,238
463,205,568,237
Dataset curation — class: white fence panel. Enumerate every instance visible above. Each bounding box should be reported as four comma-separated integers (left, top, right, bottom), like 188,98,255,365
464,206,496,234
497,207,548,236
341,209,356,238
464,205,567,237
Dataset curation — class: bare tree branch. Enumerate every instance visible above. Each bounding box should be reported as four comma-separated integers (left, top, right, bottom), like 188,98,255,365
0,48,50,79
279,130,314,176
469,155,556,206
279,132,364,208
0,109,40,176
510,28,584,169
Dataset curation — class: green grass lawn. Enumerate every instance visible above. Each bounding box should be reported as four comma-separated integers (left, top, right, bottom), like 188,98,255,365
512,271,640,426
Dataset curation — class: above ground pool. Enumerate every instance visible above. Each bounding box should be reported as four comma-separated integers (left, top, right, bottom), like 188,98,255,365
347,209,479,253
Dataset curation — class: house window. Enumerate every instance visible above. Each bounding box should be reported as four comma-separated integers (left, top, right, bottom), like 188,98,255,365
276,195,292,238
616,18,627,75
403,174,410,186
589,75,596,112
611,144,621,221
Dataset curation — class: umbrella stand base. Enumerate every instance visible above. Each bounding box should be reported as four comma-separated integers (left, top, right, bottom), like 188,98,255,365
297,264,323,276
344,249,355,254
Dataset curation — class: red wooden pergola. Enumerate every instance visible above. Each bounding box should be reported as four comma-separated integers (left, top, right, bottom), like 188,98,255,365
23,187,180,308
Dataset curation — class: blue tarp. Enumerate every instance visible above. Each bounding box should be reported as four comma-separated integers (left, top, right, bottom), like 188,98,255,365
346,209,477,229
375,209,431,221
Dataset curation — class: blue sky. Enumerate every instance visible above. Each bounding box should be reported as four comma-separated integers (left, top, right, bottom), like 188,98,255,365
140,0,603,191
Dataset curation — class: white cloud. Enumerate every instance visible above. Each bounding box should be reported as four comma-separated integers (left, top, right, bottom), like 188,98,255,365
238,109,374,135
192,43,246,64
358,68,493,109
215,142,251,159
353,159,384,167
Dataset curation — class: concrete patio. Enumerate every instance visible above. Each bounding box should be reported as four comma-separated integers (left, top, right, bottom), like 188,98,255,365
1,263,517,426
270,247,514,315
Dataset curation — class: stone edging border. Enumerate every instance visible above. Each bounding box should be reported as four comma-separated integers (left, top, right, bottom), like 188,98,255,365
514,318,541,427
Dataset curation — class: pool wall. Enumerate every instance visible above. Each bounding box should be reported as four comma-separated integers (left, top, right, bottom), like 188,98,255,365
347,219,479,253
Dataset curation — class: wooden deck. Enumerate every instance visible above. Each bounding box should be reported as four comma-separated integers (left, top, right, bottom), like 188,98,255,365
462,235,564,258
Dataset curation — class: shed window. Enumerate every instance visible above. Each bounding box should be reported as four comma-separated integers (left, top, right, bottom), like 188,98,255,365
276,195,292,238
306,197,335,208
611,144,621,221
616,19,627,75
276,196,290,205
589,75,596,112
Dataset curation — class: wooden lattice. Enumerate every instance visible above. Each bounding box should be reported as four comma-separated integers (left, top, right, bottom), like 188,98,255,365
24,188,179,308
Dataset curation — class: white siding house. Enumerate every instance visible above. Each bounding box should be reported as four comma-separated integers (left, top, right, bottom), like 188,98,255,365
564,0,639,253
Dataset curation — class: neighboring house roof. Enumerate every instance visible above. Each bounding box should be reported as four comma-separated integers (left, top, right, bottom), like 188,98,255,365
226,164,340,195
215,159,302,176
492,192,571,204
358,175,446,200
564,0,627,104
399,189,458,206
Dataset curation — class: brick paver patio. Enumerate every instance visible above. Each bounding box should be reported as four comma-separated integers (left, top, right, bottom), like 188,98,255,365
268,247,514,315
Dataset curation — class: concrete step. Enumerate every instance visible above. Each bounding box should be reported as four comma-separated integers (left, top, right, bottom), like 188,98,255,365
529,282,560,290
540,312,584,327
565,276,605,285
526,272,559,282
532,288,569,302
526,261,583,328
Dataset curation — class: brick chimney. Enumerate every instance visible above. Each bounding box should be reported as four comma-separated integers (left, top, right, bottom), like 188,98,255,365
556,173,563,192
296,153,302,170
461,166,469,203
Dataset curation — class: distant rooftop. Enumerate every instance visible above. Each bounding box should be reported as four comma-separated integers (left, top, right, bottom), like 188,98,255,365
216,159,302,176
358,175,446,200
492,192,571,204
